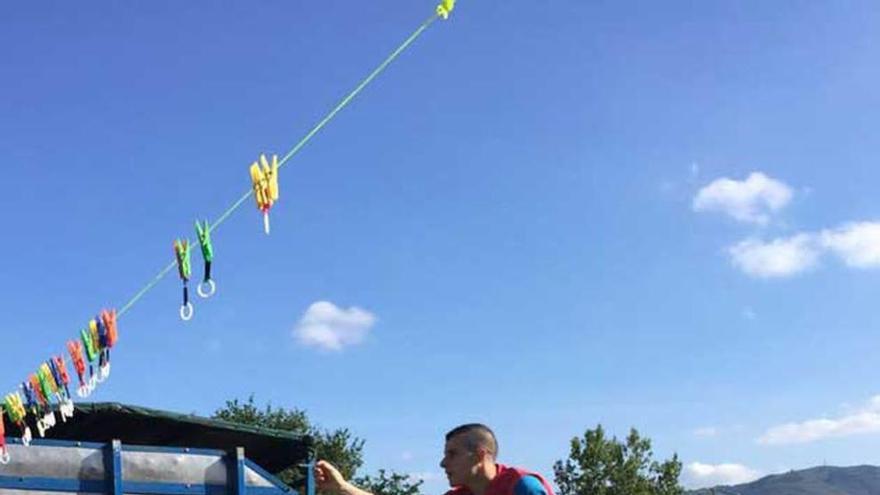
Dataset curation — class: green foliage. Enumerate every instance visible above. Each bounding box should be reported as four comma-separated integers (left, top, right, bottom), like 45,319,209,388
355,469,425,495
553,424,683,495
213,396,365,488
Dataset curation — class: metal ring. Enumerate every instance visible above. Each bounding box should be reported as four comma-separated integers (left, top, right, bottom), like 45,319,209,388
180,302,194,321
197,279,216,298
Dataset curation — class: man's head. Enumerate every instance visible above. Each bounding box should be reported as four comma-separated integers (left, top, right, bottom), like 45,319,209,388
440,423,499,487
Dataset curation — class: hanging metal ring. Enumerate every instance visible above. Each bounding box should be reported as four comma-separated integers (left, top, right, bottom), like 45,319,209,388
197,279,216,298
180,302,194,321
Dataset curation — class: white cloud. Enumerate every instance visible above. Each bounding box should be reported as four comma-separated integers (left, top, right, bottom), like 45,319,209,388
820,222,880,269
742,307,757,320
693,426,718,438
690,171,880,277
757,395,880,445
293,301,376,351
728,234,819,278
721,221,880,278
693,172,794,225
684,462,762,488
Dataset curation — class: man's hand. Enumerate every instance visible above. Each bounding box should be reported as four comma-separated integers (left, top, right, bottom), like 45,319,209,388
315,460,350,493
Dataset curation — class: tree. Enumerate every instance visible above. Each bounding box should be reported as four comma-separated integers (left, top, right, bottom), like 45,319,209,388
553,424,683,495
213,396,365,489
213,396,423,495
355,469,424,495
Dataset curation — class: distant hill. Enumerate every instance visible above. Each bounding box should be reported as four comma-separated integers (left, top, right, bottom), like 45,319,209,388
687,465,880,495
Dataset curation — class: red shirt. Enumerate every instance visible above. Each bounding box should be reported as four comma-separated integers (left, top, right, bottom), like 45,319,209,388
444,464,555,495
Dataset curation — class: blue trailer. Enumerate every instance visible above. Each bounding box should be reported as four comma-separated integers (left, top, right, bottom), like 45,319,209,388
0,403,315,495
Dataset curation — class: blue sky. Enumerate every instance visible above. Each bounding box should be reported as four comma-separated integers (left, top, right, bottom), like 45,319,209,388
3,0,880,491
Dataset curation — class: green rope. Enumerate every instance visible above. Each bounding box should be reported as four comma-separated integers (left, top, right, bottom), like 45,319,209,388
276,14,439,170
118,261,177,317
116,12,441,319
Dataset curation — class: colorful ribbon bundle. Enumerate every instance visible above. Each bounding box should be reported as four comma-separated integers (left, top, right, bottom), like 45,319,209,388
0,309,120,461
1,0,457,464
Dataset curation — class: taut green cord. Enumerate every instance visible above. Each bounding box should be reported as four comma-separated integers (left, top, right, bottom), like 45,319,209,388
116,12,441,319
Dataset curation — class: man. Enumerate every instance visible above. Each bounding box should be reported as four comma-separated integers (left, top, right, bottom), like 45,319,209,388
315,423,554,495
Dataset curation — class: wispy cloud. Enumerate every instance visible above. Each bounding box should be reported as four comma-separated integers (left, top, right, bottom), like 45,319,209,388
690,162,700,181
757,395,880,445
820,222,880,268
293,301,377,351
693,172,793,225
660,163,703,195
728,234,819,278
693,426,719,438
684,462,762,488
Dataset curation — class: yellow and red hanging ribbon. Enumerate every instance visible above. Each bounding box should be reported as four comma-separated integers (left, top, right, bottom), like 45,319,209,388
97,309,118,377
436,0,455,19
101,309,119,348
3,392,29,447
67,339,89,397
249,153,279,234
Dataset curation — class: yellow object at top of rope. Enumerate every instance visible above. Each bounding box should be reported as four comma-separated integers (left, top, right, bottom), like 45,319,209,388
436,0,455,20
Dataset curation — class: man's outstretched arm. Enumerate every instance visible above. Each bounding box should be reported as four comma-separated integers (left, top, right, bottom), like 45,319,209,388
314,460,375,495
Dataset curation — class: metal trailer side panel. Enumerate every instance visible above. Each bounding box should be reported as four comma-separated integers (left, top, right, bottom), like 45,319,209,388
0,439,296,494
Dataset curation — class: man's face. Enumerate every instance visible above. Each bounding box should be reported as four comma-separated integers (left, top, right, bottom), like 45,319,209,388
440,434,480,487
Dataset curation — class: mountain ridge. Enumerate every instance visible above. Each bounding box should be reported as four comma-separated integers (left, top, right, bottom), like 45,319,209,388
686,465,880,495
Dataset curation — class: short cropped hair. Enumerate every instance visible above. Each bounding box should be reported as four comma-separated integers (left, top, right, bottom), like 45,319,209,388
446,423,498,459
